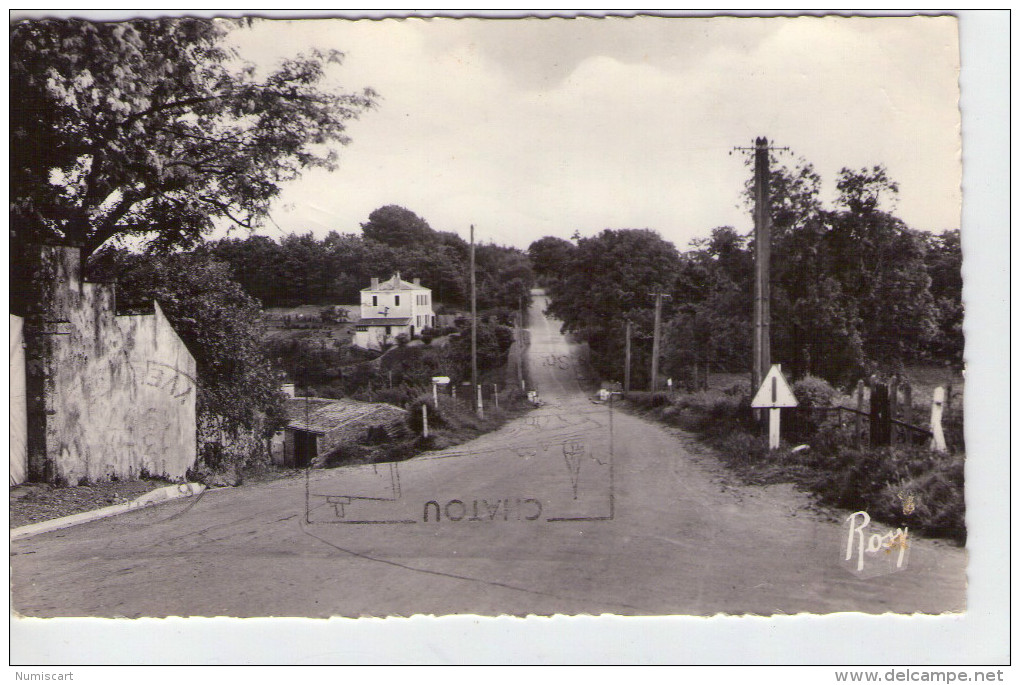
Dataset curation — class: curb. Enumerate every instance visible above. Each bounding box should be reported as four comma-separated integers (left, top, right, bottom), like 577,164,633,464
10,482,207,542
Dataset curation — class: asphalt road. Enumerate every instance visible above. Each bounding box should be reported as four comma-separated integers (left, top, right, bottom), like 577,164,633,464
10,290,967,618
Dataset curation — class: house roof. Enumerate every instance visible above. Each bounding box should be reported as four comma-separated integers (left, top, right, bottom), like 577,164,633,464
355,317,411,326
361,273,430,292
284,397,407,434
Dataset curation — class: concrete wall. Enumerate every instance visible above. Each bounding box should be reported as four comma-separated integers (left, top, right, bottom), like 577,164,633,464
28,246,197,483
10,315,27,485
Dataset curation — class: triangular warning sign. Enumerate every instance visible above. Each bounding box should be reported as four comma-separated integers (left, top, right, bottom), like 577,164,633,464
751,364,798,408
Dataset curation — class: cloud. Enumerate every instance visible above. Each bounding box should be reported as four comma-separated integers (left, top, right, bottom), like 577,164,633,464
224,15,961,250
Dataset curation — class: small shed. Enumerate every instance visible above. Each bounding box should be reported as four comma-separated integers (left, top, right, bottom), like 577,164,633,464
276,397,409,467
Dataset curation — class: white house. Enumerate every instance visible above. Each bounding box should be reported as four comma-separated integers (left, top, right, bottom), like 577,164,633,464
353,273,436,350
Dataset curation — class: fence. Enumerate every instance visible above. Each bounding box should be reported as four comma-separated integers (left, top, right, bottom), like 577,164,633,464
785,375,962,452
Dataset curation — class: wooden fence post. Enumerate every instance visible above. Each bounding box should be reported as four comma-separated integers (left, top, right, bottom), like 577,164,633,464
855,379,865,447
870,382,891,447
902,382,913,422
889,375,900,422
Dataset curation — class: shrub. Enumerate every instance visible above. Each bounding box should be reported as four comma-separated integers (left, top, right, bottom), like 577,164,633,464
793,375,838,408
724,381,751,397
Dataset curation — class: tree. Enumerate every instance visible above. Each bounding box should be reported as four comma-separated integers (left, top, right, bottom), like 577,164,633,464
11,18,377,259
835,165,900,215
921,230,963,363
360,205,436,247
527,236,577,284
545,229,681,381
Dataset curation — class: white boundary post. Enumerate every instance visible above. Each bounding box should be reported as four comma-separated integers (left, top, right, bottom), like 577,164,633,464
930,386,947,452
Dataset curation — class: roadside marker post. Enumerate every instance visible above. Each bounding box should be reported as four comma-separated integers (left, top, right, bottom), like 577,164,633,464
750,364,798,449
431,376,449,409
930,386,947,453
422,403,429,438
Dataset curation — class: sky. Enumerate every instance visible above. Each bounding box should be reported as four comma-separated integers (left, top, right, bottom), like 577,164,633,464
216,13,961,251
19,11,962,252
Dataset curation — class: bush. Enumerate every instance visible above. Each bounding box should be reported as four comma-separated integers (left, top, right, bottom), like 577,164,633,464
793,375,838,408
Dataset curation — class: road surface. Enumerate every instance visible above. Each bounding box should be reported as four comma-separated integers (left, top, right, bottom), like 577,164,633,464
11,290,966,617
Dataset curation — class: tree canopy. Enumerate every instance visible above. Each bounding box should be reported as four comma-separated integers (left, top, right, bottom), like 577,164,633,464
544,228,681,384
539,161,962,388
201,205,533,312
11,17,377,258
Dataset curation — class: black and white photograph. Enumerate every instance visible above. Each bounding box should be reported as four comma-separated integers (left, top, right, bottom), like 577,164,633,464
8,10,1008,667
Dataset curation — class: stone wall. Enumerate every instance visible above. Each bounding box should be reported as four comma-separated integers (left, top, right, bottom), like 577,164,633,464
25,246,197,484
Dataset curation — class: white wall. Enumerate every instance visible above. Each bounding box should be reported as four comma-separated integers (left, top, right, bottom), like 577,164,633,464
10,315,27,486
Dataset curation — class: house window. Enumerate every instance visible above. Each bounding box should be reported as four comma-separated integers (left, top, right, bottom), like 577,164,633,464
385,326,392,335
372,295,377,306
395,295,400,306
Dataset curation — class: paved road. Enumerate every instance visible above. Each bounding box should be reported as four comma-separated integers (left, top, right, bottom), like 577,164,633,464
11,290,966,617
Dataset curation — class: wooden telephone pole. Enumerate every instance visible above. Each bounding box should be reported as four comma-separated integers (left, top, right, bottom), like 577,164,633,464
470,224,480,416
624,319,632,393
733,136,788,393
649,292,670,392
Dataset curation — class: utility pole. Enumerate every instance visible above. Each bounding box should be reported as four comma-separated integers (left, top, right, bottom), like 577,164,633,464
516,294,524,387
470,224,480,416
624,319,632,393
732,136,788,393
649,292,670,393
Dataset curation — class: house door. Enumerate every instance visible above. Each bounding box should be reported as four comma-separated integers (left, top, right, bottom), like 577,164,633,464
293,430,318,468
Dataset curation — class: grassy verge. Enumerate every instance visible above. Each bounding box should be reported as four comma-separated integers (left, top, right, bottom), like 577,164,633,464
624,387,966,545
319,387,534,468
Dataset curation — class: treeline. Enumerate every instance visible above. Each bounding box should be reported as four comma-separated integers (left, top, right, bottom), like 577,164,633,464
194,204,534,312
533,162,963,388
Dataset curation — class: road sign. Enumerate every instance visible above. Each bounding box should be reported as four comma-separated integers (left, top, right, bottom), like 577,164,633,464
431,376,450,385
751,364,798,408
750,364,798,450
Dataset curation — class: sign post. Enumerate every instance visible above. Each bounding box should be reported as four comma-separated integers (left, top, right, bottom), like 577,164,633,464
750,364,798,449
431,376,450,409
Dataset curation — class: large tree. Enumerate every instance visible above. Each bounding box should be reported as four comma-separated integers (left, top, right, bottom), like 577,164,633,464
545,228,681,381
11,17,377,258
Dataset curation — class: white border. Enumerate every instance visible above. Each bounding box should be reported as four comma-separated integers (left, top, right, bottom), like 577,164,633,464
8,9,1009,665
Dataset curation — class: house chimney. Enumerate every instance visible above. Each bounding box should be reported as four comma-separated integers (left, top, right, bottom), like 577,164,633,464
413,277,421,286
371,277,379,289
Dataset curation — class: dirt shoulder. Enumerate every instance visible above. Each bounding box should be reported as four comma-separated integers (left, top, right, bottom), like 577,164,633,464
8,467,306,529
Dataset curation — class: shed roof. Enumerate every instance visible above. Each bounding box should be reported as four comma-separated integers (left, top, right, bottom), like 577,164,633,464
361,273,430,292
284,397,407,434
